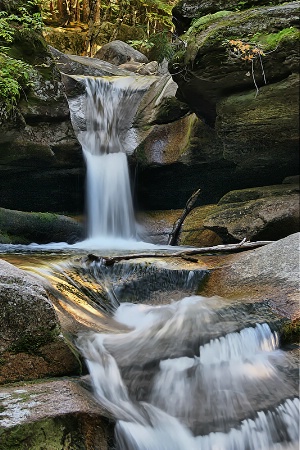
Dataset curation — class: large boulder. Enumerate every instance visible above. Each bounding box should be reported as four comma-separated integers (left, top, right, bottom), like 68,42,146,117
201,233,300,321
0,260,81,383
94,40,148,66
0,378,113,449
203,183,299,242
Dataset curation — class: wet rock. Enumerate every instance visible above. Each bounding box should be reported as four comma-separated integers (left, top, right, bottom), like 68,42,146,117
119,60,159,75
0,207,84,244
0,378,114,449
134,74,190,126
50,45,132,77
201,233,300,320
203,184,299,242
94,40,148,66
0,260,81,383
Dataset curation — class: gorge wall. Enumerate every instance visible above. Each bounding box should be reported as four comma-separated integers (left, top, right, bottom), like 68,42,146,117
0,0,298,215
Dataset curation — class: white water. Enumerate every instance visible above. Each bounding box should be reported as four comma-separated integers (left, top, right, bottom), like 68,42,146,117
78,296,300,449
70,76,154,242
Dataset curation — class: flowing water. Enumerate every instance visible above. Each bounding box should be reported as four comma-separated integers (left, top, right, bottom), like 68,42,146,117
30,256,297,450
76,281,299,450
68,75,155,242
0,73,299,449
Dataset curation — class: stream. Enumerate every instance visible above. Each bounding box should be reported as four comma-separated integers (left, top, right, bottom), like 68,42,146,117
1,74,299,449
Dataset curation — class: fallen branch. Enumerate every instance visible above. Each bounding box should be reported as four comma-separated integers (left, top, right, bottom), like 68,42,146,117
85,240,273,266
168,188,201,246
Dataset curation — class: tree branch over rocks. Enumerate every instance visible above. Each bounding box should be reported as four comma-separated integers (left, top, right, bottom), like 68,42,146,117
85,240,273,266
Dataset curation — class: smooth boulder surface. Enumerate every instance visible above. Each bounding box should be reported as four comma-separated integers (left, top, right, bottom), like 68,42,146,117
0,260,81,383
203,184,300,242
201,233,300,320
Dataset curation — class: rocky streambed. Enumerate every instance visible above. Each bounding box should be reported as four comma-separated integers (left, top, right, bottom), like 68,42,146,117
0,233,299,449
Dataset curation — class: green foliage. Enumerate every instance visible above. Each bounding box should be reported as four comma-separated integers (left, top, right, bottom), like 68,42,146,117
129,31,174,62
0,3,42,118
0,53,34,116
39,0,175,56
147,31,175,62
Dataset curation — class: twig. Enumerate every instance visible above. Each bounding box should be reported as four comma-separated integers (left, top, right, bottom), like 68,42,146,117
251,59,260,97
168,189,201,245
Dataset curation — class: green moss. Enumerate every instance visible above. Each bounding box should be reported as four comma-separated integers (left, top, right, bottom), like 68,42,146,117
9,324,60,354
279,319,300,346
251,27,300,50
186,10,233,36
0,418,71,450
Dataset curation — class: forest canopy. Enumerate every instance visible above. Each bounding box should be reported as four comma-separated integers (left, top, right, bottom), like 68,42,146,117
38,0,176,55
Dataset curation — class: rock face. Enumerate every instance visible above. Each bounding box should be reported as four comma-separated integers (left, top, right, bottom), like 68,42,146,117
146,1,299,209
0,10,84,214
0,260,81,383
172,0,290,34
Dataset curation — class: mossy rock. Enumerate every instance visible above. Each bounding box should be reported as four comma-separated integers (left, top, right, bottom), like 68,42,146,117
172,0,292,34
0,207,84,244
170,2,300,125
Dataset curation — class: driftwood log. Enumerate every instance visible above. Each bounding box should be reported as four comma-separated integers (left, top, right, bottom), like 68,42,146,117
86,240,273,266
168,188,201,245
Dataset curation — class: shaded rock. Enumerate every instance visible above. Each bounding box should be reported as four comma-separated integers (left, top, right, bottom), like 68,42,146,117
0,41,85,214
201,233,300,320
179,205,222,246
135,114,197,166
0,260,81,383
137,209,183,244
283,175,300,185
0,207,84,244
137,206,221,246
94,40,148,65
0,378,114,449
203,184,299,242
216,74,299,177
134,74,190,126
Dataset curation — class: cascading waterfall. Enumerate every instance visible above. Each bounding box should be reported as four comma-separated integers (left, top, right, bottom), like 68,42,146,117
68,75,154,241
77,295,299,450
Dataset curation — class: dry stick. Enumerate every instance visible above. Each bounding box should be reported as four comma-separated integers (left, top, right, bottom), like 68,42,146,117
86,240,273,266
168,188,201,246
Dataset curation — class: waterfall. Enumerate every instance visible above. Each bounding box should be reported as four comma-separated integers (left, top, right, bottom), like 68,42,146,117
68,76,154,241
77,296,300,449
